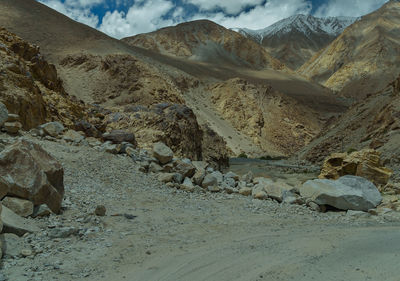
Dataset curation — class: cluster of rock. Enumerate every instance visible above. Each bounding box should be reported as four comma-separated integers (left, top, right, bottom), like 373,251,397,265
139,142,390,214
319,149,393,188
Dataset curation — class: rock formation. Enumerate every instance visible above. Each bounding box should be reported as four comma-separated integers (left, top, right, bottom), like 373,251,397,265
0,139,64,213
319,149,393,188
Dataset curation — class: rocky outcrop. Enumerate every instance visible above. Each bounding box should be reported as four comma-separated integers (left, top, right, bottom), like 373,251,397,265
209,78,322,156
104,103,229,167
319,149,393,188
0,139,64,214
301,176,382,211
0,28,87,130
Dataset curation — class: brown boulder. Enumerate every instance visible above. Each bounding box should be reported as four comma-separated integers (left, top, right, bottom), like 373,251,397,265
102,130,137,146
319,149,393,187
0,139,64,213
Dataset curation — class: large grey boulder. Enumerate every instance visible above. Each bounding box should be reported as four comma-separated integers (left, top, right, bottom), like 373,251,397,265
301,175,382,211
0,102,8,127
0,139,64,213
153,142,173,164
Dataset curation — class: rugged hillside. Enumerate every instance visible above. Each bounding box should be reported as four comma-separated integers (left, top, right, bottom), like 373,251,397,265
0,27,87,129
122,20,287,71
236,15,357,70
209,78,322,156
298,1,400,99
0,0,348,159
298,74,400,176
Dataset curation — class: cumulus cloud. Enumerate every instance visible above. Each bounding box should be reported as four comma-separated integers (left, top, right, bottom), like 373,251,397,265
99,0,175,38
196,0,312,30
39,0,100,28
36,0,390,39
315,0,389,17
184,0,264,14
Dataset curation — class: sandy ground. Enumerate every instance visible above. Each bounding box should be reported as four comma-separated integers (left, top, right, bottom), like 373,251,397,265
2,135,400,281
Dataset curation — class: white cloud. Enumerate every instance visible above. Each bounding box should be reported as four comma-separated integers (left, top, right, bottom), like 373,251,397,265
99,0,175,38
39,0,100,28
36,0,390,39
191,0,312,30
184,0,264,14
315,0,389,17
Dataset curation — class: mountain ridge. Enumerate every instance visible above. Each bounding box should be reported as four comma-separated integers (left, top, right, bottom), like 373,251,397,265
234,15,358,70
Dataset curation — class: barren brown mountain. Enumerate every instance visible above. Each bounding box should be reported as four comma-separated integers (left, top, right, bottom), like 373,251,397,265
0,0,348,158
122,20,286,71
298,0,400,99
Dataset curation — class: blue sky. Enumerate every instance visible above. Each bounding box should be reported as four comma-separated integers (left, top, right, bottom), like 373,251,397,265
37,0,389,38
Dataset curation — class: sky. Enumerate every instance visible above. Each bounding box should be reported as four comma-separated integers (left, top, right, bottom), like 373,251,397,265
37,0,390,39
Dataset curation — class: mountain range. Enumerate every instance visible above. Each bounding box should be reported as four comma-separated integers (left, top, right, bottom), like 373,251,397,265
0,0,399,166
234,15,358,69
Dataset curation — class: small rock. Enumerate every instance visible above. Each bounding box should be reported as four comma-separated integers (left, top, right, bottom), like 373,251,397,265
31,205,51,218
241,171,254,183
158,173,175,183
180,178,195,192
48,227,78,238
3,121,22,134
346,210,371,218
225,171,239,181
6,114,19,122
208,186,221,193
21,249,33,257
202,174,218,189
239,187,252,196
1,205,40,236
94,205,106,216
0,233,26,258
0,102,8,127
153,142,173,164
63,129,84,143
149,162,163,173
41,121,64,137
102,130,136,146
2,197,34,217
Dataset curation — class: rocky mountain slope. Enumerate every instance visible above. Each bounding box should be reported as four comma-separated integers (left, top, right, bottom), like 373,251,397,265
122,20,287,71
235,15,357,70
0,0,348,159
0,27,88,130
297,74,400,180
298,0,400,99
208,78,322,156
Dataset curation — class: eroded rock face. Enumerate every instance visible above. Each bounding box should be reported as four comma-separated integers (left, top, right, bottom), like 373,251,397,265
0,28,87,130
209,78,322,156
0,139,64,213
319,149,393,188
301,175,382,211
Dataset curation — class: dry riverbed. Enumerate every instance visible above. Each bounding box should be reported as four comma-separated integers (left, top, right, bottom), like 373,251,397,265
2,136,400,281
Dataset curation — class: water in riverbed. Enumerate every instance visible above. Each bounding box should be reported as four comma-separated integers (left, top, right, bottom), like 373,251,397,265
225,158,320,186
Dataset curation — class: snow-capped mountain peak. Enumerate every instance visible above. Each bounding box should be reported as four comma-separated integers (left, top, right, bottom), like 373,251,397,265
234,15,359,42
